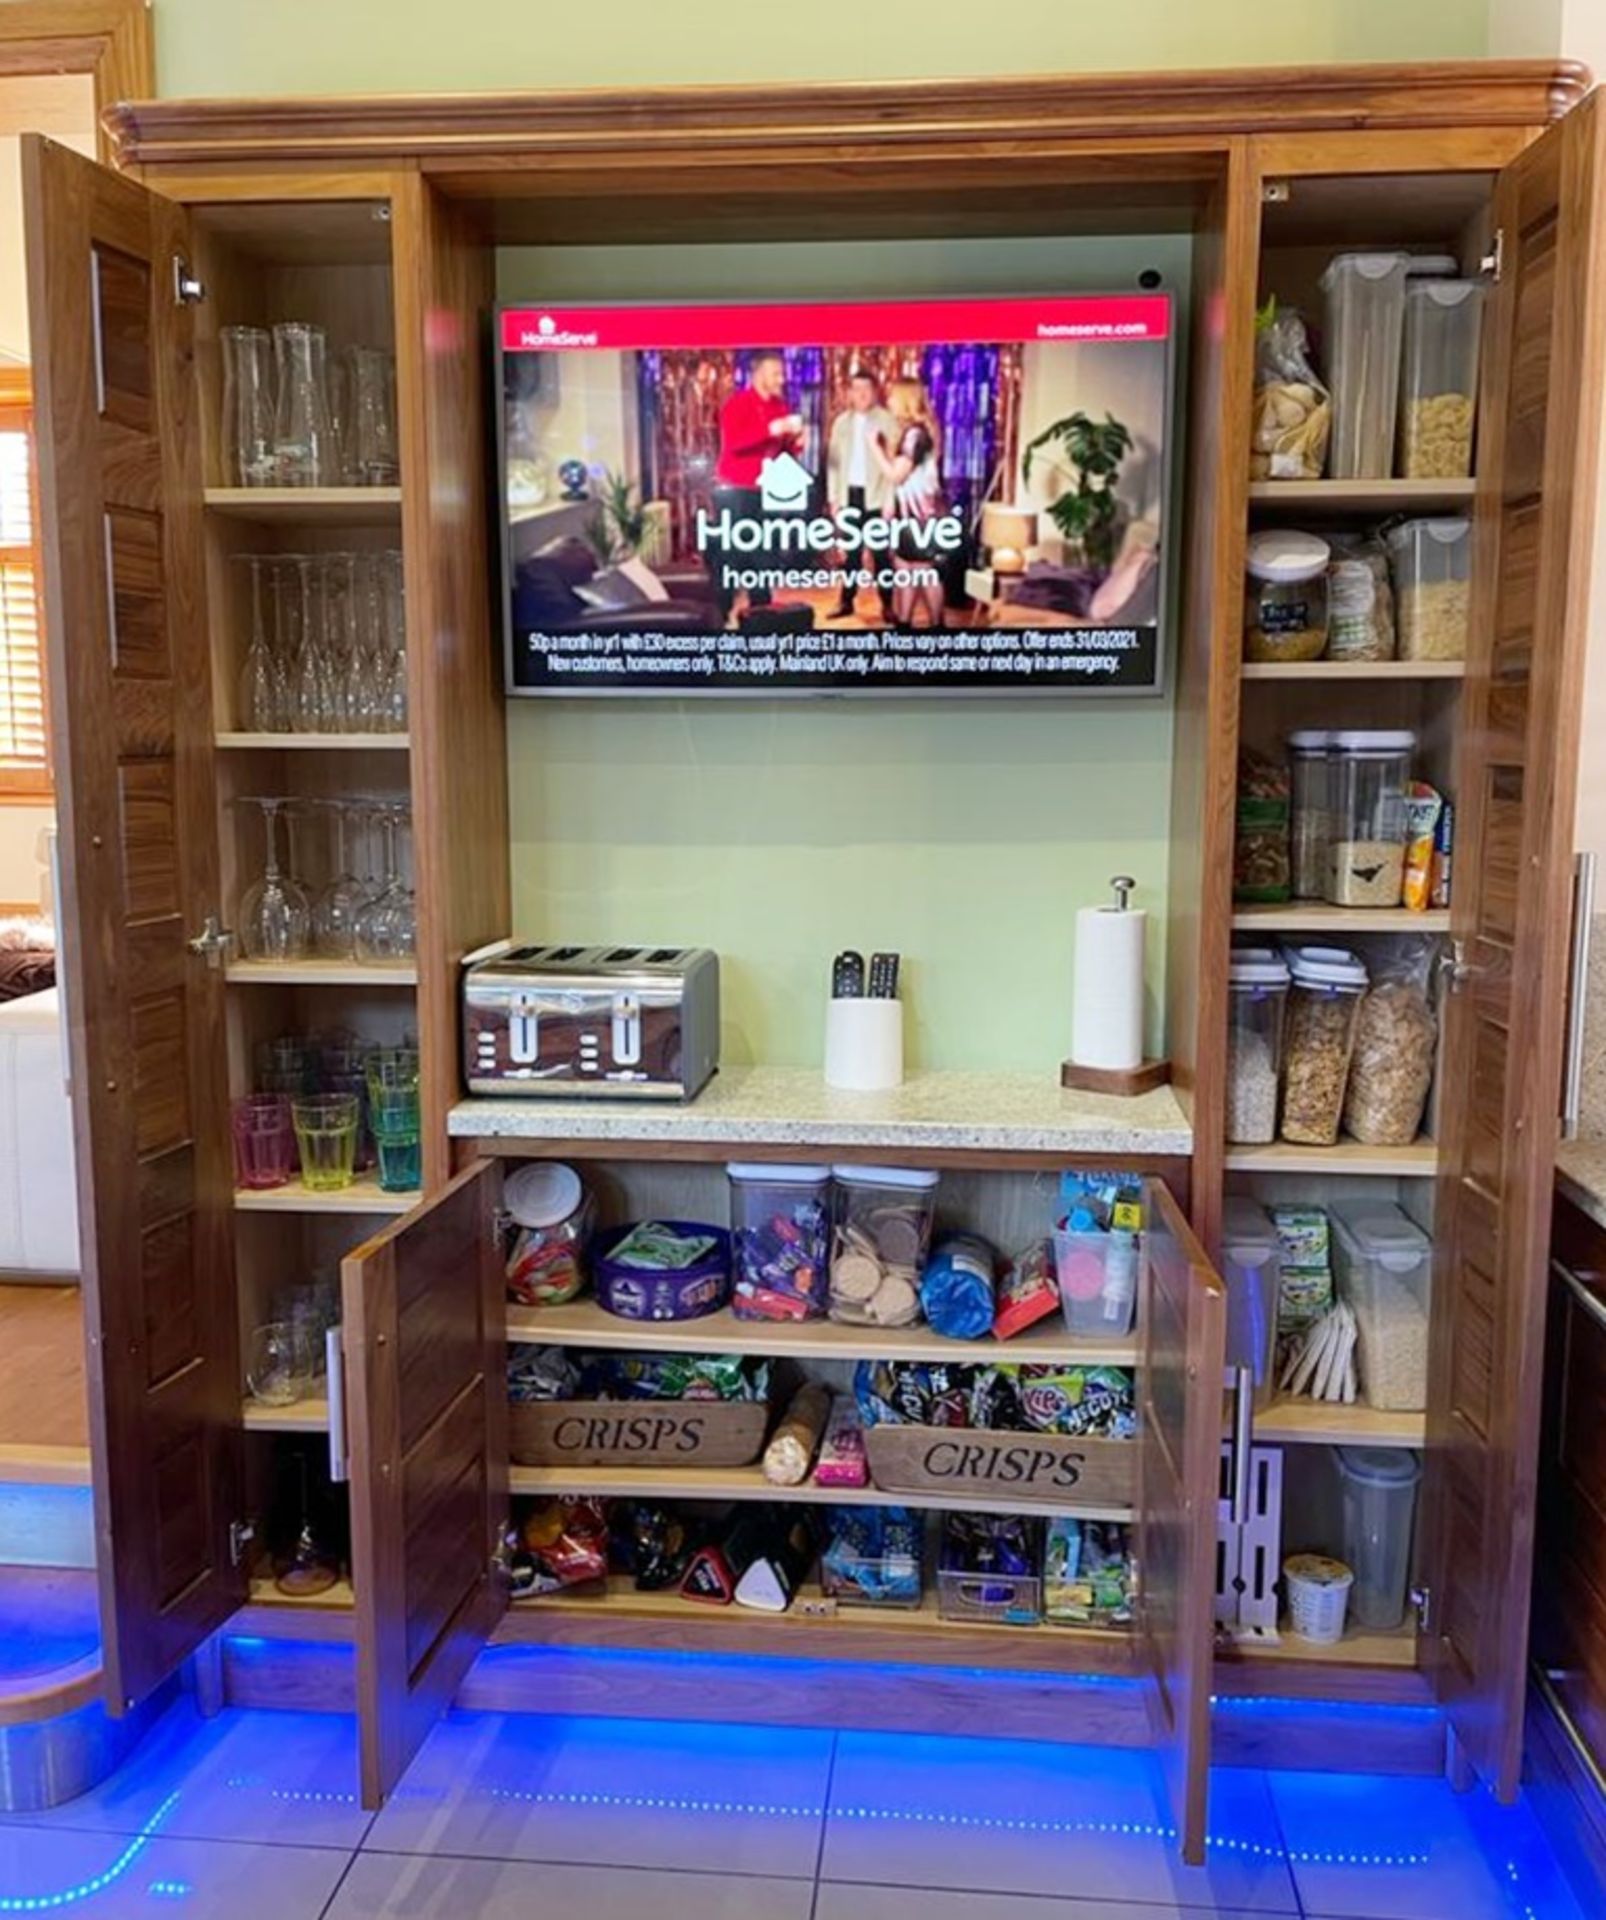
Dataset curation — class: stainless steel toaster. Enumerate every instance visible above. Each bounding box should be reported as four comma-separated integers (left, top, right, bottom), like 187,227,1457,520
461,942,720,1099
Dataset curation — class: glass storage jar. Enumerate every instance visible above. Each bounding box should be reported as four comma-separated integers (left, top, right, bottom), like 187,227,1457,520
1320,251,1411,478
1279,944,1369,1146
829,1165,939,1327
1385,517,1470,661
728,1162,831,1322
1398,280,1484,479
1227,947,1290,1145
504,1162,594,1307
1244,529,1331,663
1327,730,1415,908
1288,729,1333,900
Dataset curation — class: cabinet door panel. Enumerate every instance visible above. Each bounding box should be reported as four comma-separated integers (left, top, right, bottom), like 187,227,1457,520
22,135,240,1712
343,1160,508,1808
1137,1178,1226,1865
1424,91,1606,1798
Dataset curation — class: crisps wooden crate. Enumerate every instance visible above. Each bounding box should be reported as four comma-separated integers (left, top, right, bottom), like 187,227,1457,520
864,1425,1137,1511
509,1398,770,1469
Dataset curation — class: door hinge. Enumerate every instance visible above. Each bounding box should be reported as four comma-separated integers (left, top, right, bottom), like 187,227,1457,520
1480,229,1504,283
187,914,235,969
491,1205,513,1250
1440,939,1482,996
1411,1583,1433,1633
173,256,206,306
228,1518,256,1568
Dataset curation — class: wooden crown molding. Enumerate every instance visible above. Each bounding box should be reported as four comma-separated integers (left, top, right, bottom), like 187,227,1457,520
105,60,1591,172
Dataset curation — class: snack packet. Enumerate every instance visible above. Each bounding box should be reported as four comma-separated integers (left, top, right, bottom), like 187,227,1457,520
1403,782,1444,912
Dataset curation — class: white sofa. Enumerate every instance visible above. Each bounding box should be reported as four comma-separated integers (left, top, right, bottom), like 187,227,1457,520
0,988,78,1276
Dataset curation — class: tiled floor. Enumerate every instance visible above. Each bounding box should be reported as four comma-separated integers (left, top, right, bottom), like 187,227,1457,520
0,1701,1591,1917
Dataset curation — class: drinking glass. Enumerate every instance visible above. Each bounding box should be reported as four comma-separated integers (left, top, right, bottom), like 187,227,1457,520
369,1082,421,1193
230,1093,294,1189
246,1320,314,1407
273,321,337,487
221,325,276,487
353,553,390,731
255,1033,318,1097
239,796,311,960
289,556,327,733
354,805,415,962
235,555,285,733
312,801,365,959
291,1093,359,1191
349,346,400,486
381,550,408,729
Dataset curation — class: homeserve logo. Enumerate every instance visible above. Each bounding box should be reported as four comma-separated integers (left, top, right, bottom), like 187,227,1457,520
515,313,600,349
700,451,963,556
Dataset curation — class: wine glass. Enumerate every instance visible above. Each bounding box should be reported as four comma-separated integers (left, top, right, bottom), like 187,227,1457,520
238,796,310,960
236,555,284,733
381,550,407,730
354,803,415,963
313,800,365,959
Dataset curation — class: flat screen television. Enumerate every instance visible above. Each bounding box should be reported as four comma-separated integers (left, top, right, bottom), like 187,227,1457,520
496,293,1173,697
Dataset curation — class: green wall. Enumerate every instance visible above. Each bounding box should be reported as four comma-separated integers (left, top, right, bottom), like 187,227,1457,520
152,0,1487,97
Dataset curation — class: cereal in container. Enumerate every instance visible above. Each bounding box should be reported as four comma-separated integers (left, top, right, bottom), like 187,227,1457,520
1279,945,1369,1148
1342,940,1439,1147
1227,947,1290,1146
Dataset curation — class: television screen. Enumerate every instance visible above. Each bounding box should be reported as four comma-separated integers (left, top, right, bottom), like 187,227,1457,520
497,294,1172,697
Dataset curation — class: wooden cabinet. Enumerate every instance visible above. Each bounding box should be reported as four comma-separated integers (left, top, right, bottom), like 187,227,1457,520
19,55,1603,1859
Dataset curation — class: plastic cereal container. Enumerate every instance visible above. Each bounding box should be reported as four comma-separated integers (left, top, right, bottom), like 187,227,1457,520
1330,1200,1432,1412
1320,250,1410,478
1385,518,1470,662
1279,945,1369,1147
829,1166,938,1328
728,1163,831,1323
1398,280,1483,478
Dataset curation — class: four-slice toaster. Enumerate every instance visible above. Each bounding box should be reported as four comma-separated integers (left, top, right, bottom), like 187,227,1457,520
462,942,720,1099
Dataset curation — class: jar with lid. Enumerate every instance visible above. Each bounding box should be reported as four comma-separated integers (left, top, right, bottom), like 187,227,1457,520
1398,281,1484,479
1320,251,1411,478
1244,529,1331,663
1385,517,1470,661
503,1162,594,1307
1327,730,1415,908
1288,730,1333,900
1227,947,1290,1145
1280,945,1370,1146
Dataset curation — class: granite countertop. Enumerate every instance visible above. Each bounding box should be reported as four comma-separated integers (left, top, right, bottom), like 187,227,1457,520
1558,1140,1606,1235
449,1065,1193,1158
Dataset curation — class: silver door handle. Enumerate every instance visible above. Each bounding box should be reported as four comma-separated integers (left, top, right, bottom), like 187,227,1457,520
1228,1364,1254,1526
1563,853,1596,1138
326,1325,348,1483
187,915,235,968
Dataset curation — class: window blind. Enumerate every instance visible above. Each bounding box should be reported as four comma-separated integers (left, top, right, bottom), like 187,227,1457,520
0,403,50,796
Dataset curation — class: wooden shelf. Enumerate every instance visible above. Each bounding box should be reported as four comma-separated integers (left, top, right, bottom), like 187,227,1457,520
242,1395,330,1435
1225,1139,1438,1176
1224,1620,1418,1669
507,1459,1133,1523
1248,478,1474,512
509,1298,1139,1369
204,486,401,525
235,1175,418,1215
216,732,409,751
226,958,417,986
1252,1397,1425,1448
1232,905,1450,934
1241,659,1465,681
501,1574,1133,1672
245,1574,354,1611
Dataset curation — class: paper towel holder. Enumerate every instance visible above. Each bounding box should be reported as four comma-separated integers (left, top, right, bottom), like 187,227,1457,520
1060,873,1173,1097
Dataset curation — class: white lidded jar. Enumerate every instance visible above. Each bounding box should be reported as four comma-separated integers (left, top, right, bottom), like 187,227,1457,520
1244,529,1331,664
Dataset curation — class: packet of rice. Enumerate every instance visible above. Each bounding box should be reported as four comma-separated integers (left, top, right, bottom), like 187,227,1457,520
1403,782,1444,912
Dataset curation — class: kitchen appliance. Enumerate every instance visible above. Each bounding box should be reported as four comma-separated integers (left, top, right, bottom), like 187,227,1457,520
462,942,719,1099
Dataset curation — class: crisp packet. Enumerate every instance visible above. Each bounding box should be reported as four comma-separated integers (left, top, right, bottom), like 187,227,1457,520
606,1352,767,1403
815,1395,869,1487
1403,782,1444,912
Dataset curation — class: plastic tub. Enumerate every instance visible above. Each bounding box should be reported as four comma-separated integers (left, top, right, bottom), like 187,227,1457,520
1330,1200,1432,1411
1321,251,1411,478
1284,1553,1354,1644
1327,730,1415,908
728,1162,831,1322
1227,948,1290,1145
1335,1446,1422,1630
1386,517,1470,662
1053,1227,1138,1336
1221,1198,1281,1397
1398,280,1484,478
1289,730,1333,900
592,1220,730,1322
1243,529,1330,663
1279,945,1369,1147
829,1166,938,1327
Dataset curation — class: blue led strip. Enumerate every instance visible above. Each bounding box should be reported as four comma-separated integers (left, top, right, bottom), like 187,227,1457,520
0,1790,180,1912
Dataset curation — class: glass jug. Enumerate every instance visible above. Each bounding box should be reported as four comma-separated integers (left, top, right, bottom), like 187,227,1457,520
272,321,337,486
221,325,276,487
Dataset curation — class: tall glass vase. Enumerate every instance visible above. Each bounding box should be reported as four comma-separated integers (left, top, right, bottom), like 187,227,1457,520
273,322,337,487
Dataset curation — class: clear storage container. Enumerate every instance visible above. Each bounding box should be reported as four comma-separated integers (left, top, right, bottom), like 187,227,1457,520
1279,945,1369,1146
503,1162,594,1307
1227,947,1290,1145
1398,280,1483,478
728,1162,832,1322
1289,730,1333,900
1243,529,1330,663
1321,251,1411,478
1053,1226,1138,1336
1330,1199,1432,1411
1221,1197,1281,1400
829,1165,938,1327
1335,1445,1422,1630
1327,730,1415,908
1385,517,1470,662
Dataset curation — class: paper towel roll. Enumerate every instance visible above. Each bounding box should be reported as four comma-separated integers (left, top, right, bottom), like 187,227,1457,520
1071,905,1146,1072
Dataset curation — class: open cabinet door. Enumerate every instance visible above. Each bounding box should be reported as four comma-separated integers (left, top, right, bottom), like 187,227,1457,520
22,136,241,1712
342,1161,509,1807
1423,91,1606,1799
1137,1179,1227,1866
